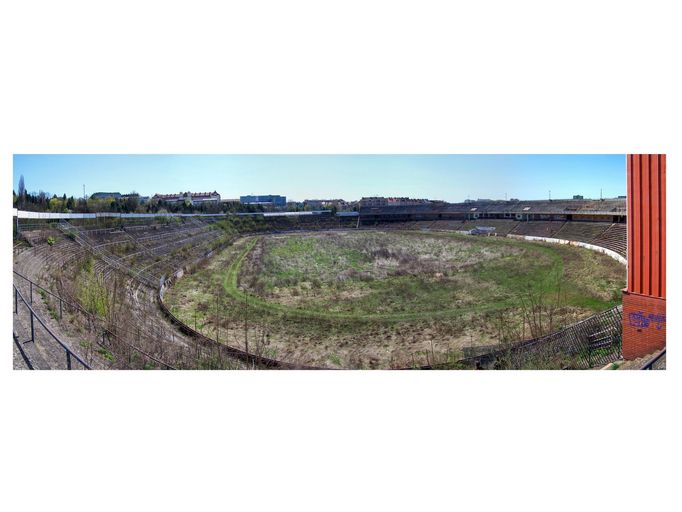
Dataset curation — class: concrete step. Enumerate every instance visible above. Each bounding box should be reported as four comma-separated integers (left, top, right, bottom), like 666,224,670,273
13,327,51,370
13,333,31,370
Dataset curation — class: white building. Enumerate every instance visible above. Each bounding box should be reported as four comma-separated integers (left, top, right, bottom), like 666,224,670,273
153,191,221,205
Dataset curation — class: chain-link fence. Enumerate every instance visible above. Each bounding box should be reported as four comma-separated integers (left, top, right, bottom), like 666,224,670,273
456,307,623,370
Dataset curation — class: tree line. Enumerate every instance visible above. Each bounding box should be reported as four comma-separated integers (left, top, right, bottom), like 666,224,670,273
13,175,285,215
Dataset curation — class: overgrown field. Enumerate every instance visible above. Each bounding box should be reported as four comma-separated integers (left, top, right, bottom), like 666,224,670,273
163,231,625,369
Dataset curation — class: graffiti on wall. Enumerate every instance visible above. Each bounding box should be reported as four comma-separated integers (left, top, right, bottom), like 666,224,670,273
628,311,666,330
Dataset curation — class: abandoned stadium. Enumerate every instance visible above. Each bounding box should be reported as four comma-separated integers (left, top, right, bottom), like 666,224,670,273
13,194,656,370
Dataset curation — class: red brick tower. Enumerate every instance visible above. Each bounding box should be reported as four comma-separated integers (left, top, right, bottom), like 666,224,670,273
622,154,666,359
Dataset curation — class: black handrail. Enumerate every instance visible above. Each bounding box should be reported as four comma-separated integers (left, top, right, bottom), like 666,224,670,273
641,349,666,370
13,271,176,370
13,331,34,370
13,284,91,369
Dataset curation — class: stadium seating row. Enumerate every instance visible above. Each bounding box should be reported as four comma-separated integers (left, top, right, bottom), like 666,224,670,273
591,223,627,256
360,218,627,257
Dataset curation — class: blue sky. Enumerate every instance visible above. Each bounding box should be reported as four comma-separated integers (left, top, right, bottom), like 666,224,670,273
13,155,626,202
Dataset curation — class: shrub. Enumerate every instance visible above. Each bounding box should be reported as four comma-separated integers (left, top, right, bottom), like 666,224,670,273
81,257,94,274
47,236,56,246
96,347,115,362
78,263,109,317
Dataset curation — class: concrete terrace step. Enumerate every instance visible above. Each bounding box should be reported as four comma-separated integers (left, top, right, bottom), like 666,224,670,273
13,333,32,370
13,322,52,370
13,278,91,370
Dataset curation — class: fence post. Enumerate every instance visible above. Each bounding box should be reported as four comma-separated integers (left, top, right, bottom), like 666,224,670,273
59,299,63,320
30,281,33,304
14,287,18,314
66,351,72,370
30,311,35,343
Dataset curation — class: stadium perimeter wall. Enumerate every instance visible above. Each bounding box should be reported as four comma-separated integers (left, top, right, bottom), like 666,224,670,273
506,234,627,265
13,210,333,219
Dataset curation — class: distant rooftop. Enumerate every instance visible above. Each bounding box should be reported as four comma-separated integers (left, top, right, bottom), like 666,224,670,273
359,197,627,216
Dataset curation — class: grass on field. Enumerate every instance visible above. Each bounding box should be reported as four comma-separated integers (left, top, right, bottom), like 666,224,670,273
163,231,625,369
237,231,622,318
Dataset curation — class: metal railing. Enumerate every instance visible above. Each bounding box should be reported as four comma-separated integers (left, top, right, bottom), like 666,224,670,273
13,284,91,370
641,349,666,370
13,271,176,370
58,221,159,288
14,270,66,319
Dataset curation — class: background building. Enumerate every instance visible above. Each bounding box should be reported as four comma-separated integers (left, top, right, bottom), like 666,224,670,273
359,197,432,208
153,191,221,205
303,199,348,210
240,194,286,206
121,193,149,204
90,192,122,200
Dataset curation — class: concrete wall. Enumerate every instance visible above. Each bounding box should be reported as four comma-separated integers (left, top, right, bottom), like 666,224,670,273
13,209,330,220
506,234,627,266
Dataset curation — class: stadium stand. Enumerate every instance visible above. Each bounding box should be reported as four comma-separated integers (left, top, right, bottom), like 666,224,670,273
591,223,627,257
359,198,626,218
509,221,566,238
451,219,520,236
13,205,629,370
553,221,610,242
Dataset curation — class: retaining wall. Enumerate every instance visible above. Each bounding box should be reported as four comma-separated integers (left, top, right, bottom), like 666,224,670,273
506,234,627,266
14,209,333,220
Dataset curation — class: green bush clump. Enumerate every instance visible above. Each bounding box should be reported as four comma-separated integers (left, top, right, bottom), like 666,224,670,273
77,257,109,317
